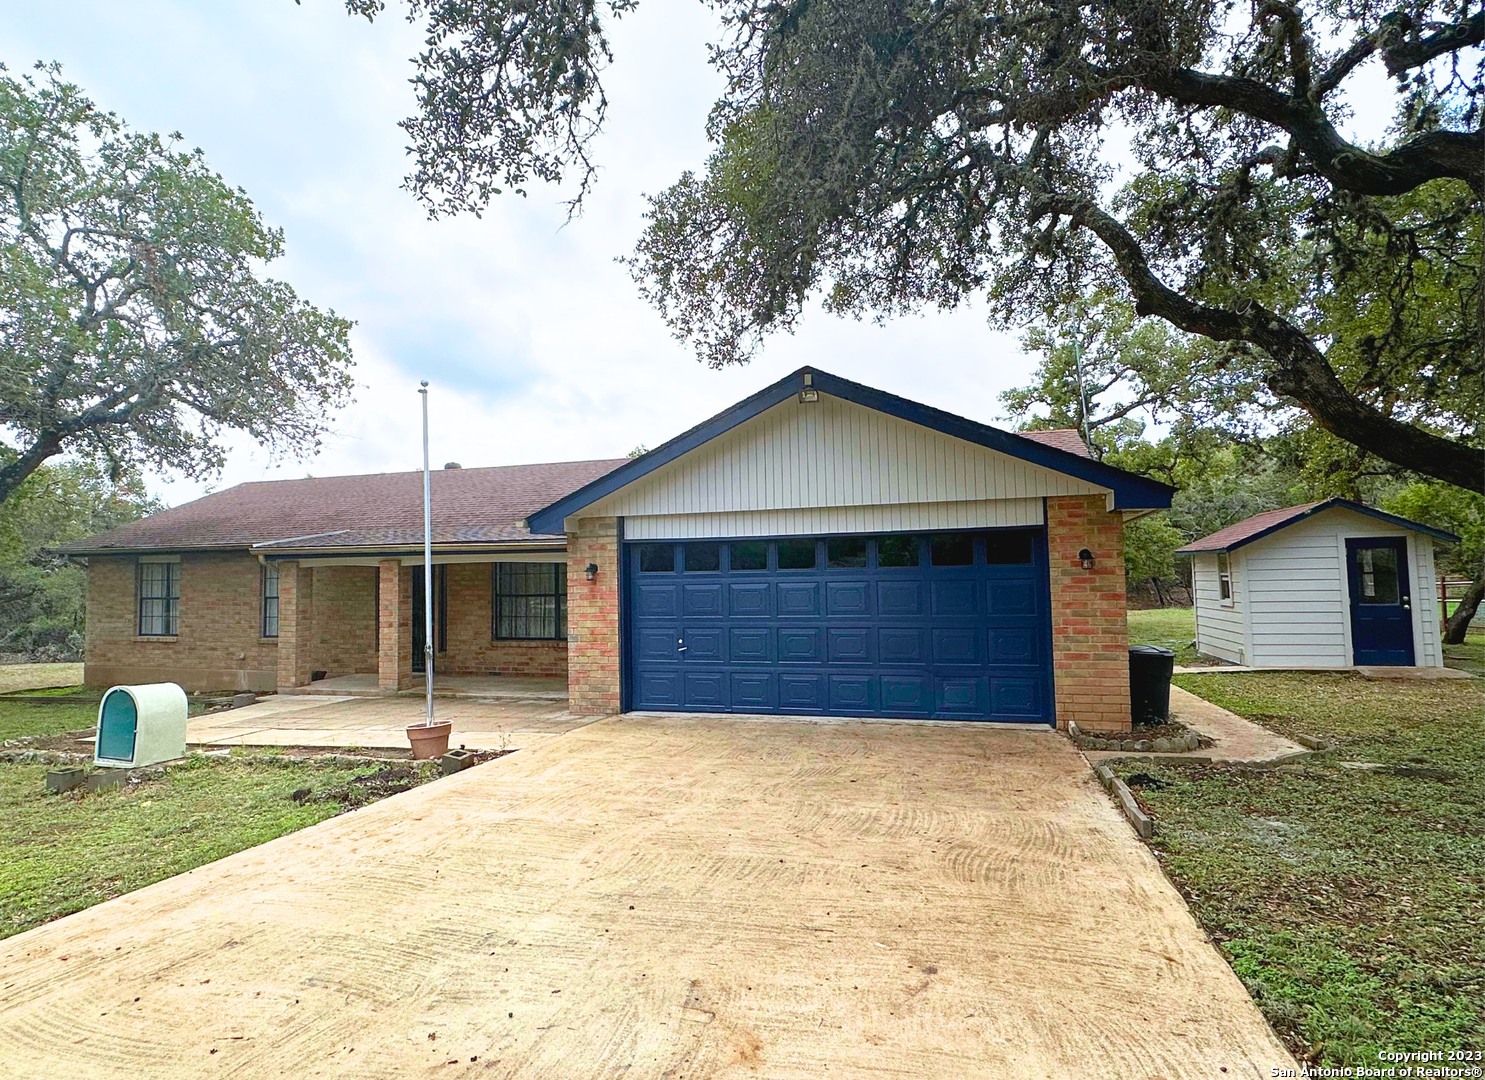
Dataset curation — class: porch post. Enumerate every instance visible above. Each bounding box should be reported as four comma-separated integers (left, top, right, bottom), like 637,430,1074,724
377,559,410,692
275,561,314,690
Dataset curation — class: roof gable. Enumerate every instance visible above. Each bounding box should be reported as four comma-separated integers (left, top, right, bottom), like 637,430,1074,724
1177,498,1459,554
527,368,1172,533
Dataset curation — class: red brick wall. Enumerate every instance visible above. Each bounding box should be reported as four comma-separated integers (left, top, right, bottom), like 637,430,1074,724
308,566,378,676
566,518,620,714
1046,494,1131,731
378,559,410,691
85,553,279,692
440,562,568,678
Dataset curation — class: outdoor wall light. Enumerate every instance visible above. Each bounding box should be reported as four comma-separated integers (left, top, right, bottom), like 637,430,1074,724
1078,548,1096,570
798,387,820,403
584,562,599,582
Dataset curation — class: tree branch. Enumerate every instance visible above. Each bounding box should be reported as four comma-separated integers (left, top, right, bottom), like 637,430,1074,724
1032,195,1485,493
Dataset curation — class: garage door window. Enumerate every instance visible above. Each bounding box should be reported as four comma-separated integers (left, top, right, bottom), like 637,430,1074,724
826,537,867,568
638,544,674,572
684,543,721,572
777,539,818,570
875,535,920,567
930,533,975,566
985,531,1034,564
730,541,767,571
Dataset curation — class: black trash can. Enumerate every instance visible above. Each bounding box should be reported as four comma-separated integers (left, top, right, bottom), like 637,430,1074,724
1128,645,1176,724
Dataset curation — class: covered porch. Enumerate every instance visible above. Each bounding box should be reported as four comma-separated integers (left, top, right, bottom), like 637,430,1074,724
268,548,571,696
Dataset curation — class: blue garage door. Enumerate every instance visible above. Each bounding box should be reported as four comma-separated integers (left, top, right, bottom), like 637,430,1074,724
625,530,1052,723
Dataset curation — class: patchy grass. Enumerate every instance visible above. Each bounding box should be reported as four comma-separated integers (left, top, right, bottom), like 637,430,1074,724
0,697,99,743
0,755,437,939
0,663,83,693
1119,672,1485,1066
1127,606,1199,663
1444,625,1485,677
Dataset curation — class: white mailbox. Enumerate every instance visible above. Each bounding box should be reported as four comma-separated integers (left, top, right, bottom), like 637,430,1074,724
96,683,188,768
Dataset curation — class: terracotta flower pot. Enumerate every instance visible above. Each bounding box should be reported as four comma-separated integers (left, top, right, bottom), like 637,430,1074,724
406,720,453,760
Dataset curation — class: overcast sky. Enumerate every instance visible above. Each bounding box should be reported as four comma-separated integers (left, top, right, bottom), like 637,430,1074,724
3,1,1039,507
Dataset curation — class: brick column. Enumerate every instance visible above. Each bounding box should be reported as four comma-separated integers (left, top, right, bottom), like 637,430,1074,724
275,561,315,690
1046,494,1131,732
377,559,412,692
567,517,621,714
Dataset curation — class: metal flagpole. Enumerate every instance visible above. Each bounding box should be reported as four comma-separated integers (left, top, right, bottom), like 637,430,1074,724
419,381,434,726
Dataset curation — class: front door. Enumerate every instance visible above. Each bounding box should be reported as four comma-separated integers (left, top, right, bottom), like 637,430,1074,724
1345,537,1415,666
410,565,447,674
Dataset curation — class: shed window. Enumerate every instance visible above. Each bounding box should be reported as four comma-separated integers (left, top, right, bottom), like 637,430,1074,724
137,560,179,636
930,533,975,567
494,563,567,640
729,542,767,571
875,536,920,567
1217,552,1233,603
776,540,818,570
684,543,721,572
261,563,280,638
826,537,868,569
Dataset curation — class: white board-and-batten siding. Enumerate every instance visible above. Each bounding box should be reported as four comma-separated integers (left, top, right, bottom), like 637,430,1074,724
577,392,1105,540
1191,552,1246,664
1192,508,1445,668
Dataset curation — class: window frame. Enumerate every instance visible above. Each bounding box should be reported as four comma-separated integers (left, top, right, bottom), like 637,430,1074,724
1216,552,1233,605
136,558,180,637
492,562,568,641
261,562,280,639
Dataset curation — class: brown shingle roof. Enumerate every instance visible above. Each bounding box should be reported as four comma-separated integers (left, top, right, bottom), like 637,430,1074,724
1018,429,1094,458
1176,498,1458,554
59,459,628,554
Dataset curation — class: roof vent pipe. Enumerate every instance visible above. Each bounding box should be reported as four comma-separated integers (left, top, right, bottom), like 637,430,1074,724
443,462,462,470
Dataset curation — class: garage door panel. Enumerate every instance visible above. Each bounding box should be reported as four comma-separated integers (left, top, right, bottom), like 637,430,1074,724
778,581,821,616
635,669,683,707
880,675,931,713
731,672,776,711
990,677,1041,717
931,579,980,617
779,674,825,710
681,628,724,662
825,580,871,616
778,627,823,663
987,579,1038,616
877,580,925,617
627,532,1052,723
827,627,873,664
729,582,773,617
828,675,876,712
932,627,981,665
636,630,680,664
989,626,1039,664
879,627,927,664
937,677,985,714
682,583,724,617
729,627,772,664
683,671,727,708
635,583,679,618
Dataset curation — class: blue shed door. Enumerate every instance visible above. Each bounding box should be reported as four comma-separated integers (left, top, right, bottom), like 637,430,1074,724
1346,537,1415,666
625,530,1053,723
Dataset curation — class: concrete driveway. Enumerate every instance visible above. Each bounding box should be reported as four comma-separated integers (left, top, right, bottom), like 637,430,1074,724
0,716,1294,1078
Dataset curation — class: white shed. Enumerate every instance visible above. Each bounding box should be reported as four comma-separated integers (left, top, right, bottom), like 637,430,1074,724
1177,499,1458,669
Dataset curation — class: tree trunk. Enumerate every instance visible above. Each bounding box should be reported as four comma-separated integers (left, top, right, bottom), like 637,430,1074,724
1442,569,1485,645
0,433,63,507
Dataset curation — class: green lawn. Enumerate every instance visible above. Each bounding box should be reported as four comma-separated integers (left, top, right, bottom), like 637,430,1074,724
1444,626,1485,677
1127,606,1199,662
1117,672,1485,1066
1,692,438,939
0,754,436,939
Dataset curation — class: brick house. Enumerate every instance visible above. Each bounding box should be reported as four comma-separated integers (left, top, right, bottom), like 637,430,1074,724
63,367,1173,731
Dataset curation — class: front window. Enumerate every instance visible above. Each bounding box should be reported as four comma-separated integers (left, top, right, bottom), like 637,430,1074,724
1217,552,1233,602
261,563,280,638
137,560,179,636
494,563,567,640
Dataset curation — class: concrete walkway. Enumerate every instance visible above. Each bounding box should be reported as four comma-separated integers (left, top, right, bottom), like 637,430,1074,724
0,715,1295,1078
1085,685,1306,765
187,694,594,752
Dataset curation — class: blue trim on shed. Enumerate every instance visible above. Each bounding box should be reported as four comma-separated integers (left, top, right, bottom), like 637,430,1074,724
526,367,1174,534
1176,498,1460,555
